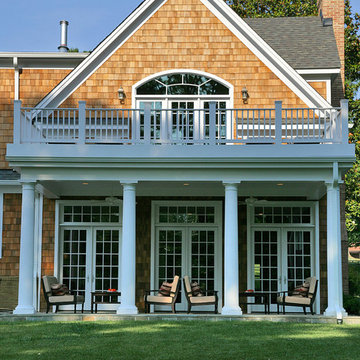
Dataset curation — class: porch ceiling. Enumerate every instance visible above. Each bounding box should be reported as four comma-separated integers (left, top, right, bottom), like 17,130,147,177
39,180,326,200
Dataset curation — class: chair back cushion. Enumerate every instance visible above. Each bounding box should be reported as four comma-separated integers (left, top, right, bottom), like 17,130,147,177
183,276,192,298
306,277,317,299
170,275,180,298
42,276,59,295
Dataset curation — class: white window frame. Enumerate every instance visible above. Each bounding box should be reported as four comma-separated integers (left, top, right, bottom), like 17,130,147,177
151,200,223,311
54,200,123,311
246,201,320,314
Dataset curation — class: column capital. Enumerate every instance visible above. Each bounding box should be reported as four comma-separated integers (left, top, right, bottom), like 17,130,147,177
223,181,241,188
325,181,342,191
19,180,36,186
120,180,138,185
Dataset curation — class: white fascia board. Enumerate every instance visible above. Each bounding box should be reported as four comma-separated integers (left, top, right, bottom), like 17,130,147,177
297,69,341,75
6,143,356,166
34,0,166,109
0,52,88,59
202,0,332,109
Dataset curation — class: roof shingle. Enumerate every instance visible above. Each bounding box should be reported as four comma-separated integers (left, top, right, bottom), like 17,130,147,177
243,16,341,70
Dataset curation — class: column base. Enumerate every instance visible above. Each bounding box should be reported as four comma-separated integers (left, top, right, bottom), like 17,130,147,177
221,306,243,316
324,306,348,318
13,305,36,315
116,305,138,315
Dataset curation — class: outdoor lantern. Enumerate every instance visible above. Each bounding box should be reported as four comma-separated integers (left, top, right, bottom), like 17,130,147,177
117,87,126,102
242,86,249,103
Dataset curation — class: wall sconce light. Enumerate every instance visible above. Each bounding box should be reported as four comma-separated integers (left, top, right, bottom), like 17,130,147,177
117,87,126,103
242,86,249,104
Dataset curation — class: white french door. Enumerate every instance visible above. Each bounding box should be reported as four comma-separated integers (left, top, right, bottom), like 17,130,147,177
136,99,230,142
250,228,314,313
60,227,121,311
155,226,219,312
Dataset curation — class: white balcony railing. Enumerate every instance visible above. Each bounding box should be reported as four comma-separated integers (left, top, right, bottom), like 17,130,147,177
13,100,349,146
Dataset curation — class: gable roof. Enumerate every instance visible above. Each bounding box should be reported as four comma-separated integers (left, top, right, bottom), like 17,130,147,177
34,0,333,110
244,17,341,70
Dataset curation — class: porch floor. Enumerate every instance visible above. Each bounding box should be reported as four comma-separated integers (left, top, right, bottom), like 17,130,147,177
1,311,359,324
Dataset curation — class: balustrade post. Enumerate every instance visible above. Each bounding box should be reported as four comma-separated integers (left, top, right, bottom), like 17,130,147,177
78,101,86,144
340,100,349,145
209,102,217,145
14,100,22,145
275,101,283,145
144,102,152,144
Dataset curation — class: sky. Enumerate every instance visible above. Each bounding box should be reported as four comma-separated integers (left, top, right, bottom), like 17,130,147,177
0,0,359,53
0,0,143,52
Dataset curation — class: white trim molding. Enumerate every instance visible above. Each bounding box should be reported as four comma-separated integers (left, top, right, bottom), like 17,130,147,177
297,69,341,75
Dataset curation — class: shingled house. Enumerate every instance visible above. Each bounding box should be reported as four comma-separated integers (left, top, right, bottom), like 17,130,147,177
0,0,354,316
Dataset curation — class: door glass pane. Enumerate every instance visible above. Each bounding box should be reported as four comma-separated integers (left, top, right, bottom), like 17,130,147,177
62,229,87,296
158,230,182,288
171,102,194,141
191,230,215,291
287,231,312,291
95,230,120,291
254,230,278,303
203,101,227,139
139,102,162,140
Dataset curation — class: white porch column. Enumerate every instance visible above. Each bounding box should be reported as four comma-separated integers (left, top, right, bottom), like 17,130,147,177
222,182,242,315
324,182,347,317
14,182,36,315
117,182,138,315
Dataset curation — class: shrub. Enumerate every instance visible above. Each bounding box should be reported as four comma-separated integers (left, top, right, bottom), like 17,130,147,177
344,294,360,315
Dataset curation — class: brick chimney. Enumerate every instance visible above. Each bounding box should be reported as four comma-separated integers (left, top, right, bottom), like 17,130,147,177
317,0,344,85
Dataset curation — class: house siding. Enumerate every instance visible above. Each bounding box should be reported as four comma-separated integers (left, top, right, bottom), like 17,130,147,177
0,68,71,169
0,194,21,310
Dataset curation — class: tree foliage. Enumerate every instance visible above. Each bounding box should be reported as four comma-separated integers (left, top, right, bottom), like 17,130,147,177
345,0,360,246
224,0,318,18
226,1,360,245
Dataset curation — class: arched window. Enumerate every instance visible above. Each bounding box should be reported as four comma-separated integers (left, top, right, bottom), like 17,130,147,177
136,73,230,96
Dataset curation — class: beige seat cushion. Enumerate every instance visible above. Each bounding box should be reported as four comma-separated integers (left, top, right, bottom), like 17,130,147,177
190,296,216,304
48,295,84,304
145,295,173,304
277,296,311,306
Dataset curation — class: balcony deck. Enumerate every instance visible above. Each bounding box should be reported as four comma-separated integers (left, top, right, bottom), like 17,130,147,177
13,100,349,147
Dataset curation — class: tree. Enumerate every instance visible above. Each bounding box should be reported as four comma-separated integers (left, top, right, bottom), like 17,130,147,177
226,1,360,245
345,0,360,246
224,0,318,17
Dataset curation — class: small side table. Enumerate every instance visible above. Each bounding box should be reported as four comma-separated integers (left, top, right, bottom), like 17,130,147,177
91,291,121,313
239,292,270,314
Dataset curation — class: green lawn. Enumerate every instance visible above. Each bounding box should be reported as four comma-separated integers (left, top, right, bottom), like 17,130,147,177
0,321,359,360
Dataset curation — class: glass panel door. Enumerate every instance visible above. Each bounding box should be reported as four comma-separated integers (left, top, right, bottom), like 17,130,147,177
191,229,216,293
61,228,91,309
252,230,280,312
93,228,121,311
138,101,164,141
285,230,312,291
94,229,120,292
202,101,227,140
170,101,195,141
156,228,184,311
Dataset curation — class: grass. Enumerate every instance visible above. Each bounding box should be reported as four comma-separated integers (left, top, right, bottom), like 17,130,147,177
0,320,360,360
